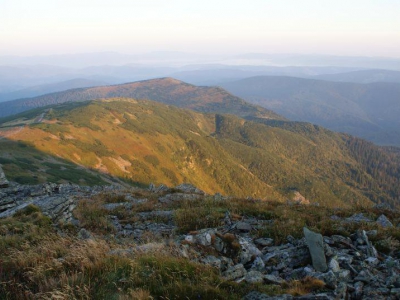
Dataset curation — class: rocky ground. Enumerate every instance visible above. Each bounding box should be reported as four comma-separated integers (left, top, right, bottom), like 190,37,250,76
1,165,400,299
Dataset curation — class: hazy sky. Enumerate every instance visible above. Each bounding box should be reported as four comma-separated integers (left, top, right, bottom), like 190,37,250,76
1,0,399,57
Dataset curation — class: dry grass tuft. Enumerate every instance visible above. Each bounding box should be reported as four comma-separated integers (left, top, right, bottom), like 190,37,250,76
284,276,326,296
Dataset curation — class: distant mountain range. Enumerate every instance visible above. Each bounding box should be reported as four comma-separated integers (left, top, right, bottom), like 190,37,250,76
1,98,400,207
221,76,400,146
0,78,108,102
2,52,400,70
0,78,283,121
2,60,400,103
315,69,400,83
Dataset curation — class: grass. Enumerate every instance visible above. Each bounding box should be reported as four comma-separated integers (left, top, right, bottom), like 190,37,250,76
0,202,280,299
2,186,400,299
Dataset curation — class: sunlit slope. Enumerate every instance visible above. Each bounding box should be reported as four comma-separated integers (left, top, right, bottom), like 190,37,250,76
1,98,399,207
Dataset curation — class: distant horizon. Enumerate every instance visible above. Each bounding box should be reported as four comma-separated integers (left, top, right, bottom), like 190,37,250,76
2,0,399,58
1,51,400,59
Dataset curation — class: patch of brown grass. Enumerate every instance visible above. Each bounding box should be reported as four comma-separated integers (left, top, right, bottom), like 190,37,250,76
284,276,326,296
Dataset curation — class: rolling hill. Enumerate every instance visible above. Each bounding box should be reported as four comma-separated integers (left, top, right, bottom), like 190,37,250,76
1,99,400,208
220,76,400,146
0,78,283,121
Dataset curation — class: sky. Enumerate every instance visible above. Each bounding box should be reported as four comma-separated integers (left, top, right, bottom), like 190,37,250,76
1,0,400,57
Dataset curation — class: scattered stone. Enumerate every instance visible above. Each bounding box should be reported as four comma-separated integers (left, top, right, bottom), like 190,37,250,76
365,257,379,267
251,256,265,271
245,270,264,284
238,236,262,265
334,281,347,299
174,183,205,195
2,180,400,299
304,227,327,272
316,270,337,289
236,221,252,232
328,258,340,272
345,213,373,223
254,237,274,247
222,264,247,281
201,255,221,269
194,229,215,246
376,214,393,228
354,281,364,299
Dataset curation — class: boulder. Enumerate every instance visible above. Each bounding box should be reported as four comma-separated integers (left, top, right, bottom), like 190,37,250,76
304,227,327,272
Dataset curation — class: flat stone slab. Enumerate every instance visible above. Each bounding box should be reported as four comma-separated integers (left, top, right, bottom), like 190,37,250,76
304,227,327,272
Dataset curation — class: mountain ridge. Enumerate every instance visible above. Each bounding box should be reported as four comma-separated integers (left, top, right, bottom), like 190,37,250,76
0,77,283,121
1,98,399,208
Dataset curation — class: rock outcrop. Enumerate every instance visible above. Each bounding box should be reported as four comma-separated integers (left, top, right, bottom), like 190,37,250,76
0,182,124,222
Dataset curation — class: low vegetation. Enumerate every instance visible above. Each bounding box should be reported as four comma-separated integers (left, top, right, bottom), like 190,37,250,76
1,189,400,299
2,98,400,209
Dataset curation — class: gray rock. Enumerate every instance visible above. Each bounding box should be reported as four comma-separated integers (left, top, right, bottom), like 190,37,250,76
251,256,265,271
263,244,311,270
304,227,327,272
345,213,372,223
376,214,393,228
245,270,264,284
238,236,262,265
194,229,215,246
365,257,379,267
0,166,9,188
316,270,337,289
328,258,340,272
391,288,400,295
338,270,351,282
201,255,221,270
174,183,205,195
77,228,92,240
150,183,169,193
220,256,234,272
254,237,274,247
334,281,347,299
236,221,252,232
222,264,247,281
354,281,364,299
